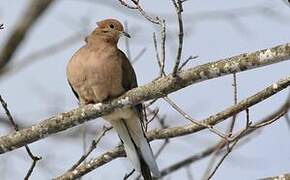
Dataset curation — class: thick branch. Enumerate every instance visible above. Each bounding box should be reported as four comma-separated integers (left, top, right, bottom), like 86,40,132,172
0,42,290,154
0,0,54,71
260,173,290,180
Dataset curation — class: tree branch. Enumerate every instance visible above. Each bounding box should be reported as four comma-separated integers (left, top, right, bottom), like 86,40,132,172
260,173,290,180
0,42,290,155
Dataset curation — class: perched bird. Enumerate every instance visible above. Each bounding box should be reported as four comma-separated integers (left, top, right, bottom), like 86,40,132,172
66,19,160,179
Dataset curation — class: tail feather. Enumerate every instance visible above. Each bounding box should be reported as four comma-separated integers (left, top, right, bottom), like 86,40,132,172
140,154,153,180
110,119,141,172
126,119,160,177
109,113,160,179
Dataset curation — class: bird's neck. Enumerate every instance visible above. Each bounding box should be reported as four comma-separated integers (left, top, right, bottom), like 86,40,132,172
86,34,119,49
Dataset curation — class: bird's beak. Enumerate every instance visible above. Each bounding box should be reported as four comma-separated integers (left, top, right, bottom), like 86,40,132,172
121,31,131,38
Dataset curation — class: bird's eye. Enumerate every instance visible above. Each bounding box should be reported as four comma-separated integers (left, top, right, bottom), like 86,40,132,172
109,24,114,28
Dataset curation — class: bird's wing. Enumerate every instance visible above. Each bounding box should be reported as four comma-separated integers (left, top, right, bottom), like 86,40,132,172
119,50,144,123
115,50,160,178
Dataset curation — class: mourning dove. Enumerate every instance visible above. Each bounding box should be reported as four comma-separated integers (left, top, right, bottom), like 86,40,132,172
66,19,160,179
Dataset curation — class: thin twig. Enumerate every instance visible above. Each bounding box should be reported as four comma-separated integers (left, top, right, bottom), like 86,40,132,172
119,0,166,76
205,139,240,180
123,169,135,180
132,48,147,63
155,138,169,158
118,0,161,24
164,96,230,140
205,111,251,180
153,30,166,77
145,108,160,127
172,0,185,76
249,110,287,129
159,19,167,76
228,73,238,133
145,99,159,108
178,55,198,71
118,0,138,9
69,126,112,171
205,109,252,179
146,107,169,158
153,33,161,70
206,108,288,180
0,95,41,180
203,73,239,177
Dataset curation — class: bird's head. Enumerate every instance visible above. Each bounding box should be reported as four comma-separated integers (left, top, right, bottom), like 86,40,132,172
87,19,130,44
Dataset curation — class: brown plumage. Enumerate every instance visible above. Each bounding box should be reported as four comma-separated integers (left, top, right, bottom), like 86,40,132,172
66,19,160,179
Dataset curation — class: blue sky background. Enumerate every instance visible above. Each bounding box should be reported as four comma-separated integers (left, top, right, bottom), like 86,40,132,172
0,0,290,179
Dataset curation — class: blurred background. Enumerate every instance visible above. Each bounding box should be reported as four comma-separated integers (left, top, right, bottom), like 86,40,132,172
0,0,290,179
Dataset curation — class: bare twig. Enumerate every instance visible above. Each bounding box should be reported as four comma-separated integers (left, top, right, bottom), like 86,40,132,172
0,95,41,180
145,107,160,128
118,0,161,24
249,110,287,129
203,73,239,178
164,96,230,140
118,0,138,9
132,47,146,63
68,126,112,171
155,138,169,158
123,169,135,180
146,107,169,158
159,20,166,76
153,33,161,71
157,141,224,179
206,108,288,179
228,73,238,133
131,0,160,24
205,138,240,180
119,0,166,76
178,55,198,71
172,0,185,76
205,110,251,179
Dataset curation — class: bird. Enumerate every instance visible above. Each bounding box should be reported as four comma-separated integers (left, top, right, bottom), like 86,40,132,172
66,18,160,179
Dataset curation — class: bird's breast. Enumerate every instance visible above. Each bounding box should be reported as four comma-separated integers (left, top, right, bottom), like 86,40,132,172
67,47,124,103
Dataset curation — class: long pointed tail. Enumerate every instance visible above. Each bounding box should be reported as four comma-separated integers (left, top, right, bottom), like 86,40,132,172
110,112,160,179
